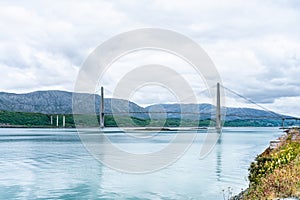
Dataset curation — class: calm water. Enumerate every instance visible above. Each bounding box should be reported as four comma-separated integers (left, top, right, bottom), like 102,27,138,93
0,127,282,199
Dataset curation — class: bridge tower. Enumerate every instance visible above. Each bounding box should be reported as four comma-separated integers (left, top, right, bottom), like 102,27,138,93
100,86,105,128
216,82,221,131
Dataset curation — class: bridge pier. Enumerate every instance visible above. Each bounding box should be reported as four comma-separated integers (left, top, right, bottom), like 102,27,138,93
63,115,65,128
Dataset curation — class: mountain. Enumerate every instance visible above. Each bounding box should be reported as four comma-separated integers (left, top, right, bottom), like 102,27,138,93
0,91,148,119
146,103,212,120
0,90,290,122
146,103,286,121
0,91,73,114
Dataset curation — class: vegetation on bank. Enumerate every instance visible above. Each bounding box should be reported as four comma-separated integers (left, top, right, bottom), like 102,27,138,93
240,129,300,199
0,110,52,127
0,110,74,127
103,115,212,127
0,110,288,127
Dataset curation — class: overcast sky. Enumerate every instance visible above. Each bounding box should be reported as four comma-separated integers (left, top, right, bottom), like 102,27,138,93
0,0,299,117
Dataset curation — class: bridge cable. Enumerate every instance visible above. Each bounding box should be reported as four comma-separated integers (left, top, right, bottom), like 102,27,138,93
221,84,282,118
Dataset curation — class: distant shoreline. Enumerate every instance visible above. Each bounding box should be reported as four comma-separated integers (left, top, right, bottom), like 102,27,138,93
0,108,294,128
0,125,62,128
0,125,284,129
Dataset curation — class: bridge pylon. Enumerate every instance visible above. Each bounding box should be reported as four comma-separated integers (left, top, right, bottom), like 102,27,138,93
100,86,105,128
216,82,221,131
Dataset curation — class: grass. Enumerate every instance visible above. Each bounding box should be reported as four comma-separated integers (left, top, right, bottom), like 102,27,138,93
242,130,300,199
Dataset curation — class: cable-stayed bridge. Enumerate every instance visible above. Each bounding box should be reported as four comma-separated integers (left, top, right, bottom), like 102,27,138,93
96,83,300,129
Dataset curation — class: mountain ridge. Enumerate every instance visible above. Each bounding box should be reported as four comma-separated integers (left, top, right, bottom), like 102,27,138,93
0,90,292,123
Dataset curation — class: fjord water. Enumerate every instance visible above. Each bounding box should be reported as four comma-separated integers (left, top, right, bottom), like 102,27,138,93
0,127,281,199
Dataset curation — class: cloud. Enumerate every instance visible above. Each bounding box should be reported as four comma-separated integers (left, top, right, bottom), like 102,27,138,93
0,0,299,116
206,35,300,104
269,96,300,118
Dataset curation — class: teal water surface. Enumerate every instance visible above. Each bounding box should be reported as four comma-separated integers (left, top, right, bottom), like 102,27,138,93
0,127,282,199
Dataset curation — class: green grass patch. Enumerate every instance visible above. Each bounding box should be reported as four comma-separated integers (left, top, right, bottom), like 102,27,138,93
245,140,300,199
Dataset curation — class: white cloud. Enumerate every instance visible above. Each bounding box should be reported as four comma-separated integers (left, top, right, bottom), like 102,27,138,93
0,0,299,116
269,97,300,118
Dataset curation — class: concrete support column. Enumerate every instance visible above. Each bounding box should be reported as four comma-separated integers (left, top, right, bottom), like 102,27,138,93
63,115,65,128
